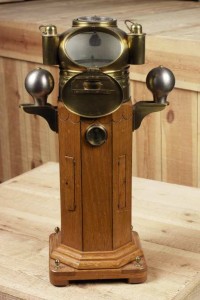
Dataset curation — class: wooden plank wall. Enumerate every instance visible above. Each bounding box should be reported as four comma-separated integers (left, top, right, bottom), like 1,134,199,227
0,58,59,182
198,93,200,188
0,0,200,187
131,35,200,188
132,83,199,187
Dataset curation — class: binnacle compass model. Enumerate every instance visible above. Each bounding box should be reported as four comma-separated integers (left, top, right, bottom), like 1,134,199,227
22,16,175,286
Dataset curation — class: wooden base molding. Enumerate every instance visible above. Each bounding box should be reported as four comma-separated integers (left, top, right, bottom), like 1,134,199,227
49,231,147,286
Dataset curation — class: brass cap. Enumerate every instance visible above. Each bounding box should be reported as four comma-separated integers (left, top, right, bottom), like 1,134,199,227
39,25,57,36
72,16,117,27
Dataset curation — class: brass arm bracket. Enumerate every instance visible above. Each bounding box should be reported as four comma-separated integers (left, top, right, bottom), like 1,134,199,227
22,66,175,133
20,104,58,133
132,101,167,131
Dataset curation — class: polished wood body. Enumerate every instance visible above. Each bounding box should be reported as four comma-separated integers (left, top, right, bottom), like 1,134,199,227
50,101,147,284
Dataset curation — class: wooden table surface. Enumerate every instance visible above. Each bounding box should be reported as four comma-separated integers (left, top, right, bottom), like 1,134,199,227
0,162,200,300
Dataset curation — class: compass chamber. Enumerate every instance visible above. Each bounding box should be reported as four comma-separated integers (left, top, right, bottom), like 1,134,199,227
39,16,146,118
22,16,174,129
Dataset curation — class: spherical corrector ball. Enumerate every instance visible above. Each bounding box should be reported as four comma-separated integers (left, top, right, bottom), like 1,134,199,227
25,68,54,105
146,66,175,103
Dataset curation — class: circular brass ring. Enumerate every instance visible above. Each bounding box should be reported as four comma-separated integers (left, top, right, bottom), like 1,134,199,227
85,124,108,146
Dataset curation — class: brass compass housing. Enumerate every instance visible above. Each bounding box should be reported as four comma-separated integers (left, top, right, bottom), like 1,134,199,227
40,16,146,117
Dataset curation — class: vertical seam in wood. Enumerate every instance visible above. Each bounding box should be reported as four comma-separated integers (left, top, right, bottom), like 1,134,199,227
111,121,113,250
197,92,199,187
161,111,163,182
73,158,76,211
118,154,127,210
64,155,75,211
80,119,84,251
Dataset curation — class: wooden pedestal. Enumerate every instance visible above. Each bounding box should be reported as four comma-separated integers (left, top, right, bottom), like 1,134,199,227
50,101,147,285
49,231,147,286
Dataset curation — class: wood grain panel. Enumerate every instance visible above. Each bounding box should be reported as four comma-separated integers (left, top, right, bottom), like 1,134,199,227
0,58,25,180
198,92,200,188
132,81,199,187
118,155,126,210
58,103,82,250
112,102,132,249
81,118,113,251
0,21,42,64
0,133,3,183
132,81,162,181
0,58,59,183
64,156,75,211
161,89,198,187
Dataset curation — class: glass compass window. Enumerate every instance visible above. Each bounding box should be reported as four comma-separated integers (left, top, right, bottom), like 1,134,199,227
65,31,121,67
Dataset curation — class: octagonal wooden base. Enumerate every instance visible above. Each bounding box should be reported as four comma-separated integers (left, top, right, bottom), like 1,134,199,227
49,231,147,286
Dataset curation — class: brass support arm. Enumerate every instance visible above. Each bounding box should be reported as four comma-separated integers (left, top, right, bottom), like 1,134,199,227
132,101,167,131
20,104,58,133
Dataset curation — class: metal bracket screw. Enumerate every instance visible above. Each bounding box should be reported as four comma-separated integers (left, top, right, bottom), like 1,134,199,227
135,256,143,268
55,259,60,269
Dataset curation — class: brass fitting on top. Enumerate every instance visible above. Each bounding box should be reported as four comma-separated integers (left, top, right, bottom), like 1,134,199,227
39,25,59,65
125,20,146,65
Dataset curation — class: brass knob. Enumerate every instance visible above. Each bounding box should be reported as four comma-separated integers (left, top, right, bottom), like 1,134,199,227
25,68,54,106
146,66,175,104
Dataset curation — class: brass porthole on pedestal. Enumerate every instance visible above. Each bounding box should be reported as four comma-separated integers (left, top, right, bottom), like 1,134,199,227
85,124,107,146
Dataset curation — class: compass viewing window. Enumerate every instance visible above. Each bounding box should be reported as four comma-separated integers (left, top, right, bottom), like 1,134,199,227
65,31,122,67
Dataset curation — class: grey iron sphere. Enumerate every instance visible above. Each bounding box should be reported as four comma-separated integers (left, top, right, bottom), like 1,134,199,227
25,68,54,105
146,66,175,103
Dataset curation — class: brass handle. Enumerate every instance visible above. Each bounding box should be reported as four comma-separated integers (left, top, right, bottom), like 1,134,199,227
125,20,143,34
72,89,114,95
125,20,135,31
39,25,47,34
83,80,102,90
